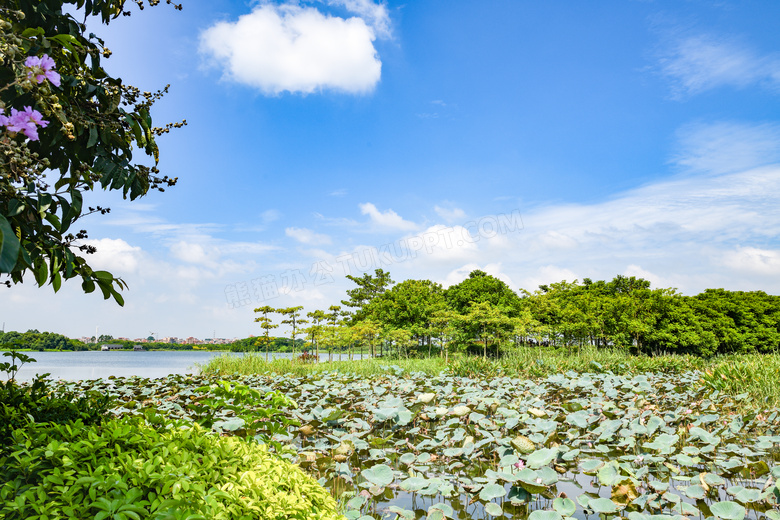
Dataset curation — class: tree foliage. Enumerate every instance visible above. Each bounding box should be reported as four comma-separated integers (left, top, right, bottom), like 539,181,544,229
0,0,184,304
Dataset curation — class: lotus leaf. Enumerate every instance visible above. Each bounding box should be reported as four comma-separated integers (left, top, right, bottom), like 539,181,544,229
553,497,576,516
612,478,639,504
732,488,761,503
528,510,561,520
526,447,557,469
710,501,746,520
598,461,621,486
479,483,506,501
387,506,415,520
360,464,394,487
428,503,454,519
589,497,619,514
683,484,707,499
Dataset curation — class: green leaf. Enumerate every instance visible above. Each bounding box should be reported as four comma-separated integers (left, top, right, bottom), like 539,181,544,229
0,214,20,272
483,502,504,517
710,501,746,520
479,483,506,501
588,498,619,514
526,447,557,469
553,497,576,516
360,464,393,487
528,511,562,520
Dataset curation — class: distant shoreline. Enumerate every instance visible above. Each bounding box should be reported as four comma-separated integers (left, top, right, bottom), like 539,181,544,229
1,348,236,353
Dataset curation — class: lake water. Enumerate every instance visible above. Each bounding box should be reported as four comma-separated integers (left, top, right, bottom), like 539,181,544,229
5,351,361,382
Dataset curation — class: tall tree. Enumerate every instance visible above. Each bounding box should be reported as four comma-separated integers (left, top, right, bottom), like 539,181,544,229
341,268,394,323
0,0,184,303
445,270,520,315
372,278,445,356
305,309,327,362
253,305,278,361
280,306,307,357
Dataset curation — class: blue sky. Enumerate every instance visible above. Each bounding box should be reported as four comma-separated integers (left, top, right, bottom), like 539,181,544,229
4,0,780,339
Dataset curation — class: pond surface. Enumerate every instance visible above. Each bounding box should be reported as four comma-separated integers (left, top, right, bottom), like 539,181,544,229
5,351,359,382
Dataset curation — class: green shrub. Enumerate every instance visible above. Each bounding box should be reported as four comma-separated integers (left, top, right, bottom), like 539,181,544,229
1,350,110,450
0,416,343,520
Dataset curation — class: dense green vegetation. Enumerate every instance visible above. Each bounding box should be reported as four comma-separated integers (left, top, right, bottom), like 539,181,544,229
51,363,780,520
255,269,780,361
0,352,342,520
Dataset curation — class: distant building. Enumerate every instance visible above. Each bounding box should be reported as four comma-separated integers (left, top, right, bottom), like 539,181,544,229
133,345,145,351
100,344,123,351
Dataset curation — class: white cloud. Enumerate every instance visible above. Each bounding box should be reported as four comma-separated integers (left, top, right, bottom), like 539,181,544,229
86,238,144,275
359,202,417,231
285,227,332,245
673,121,780,174
722,247,780,276
434,205,466,222
519,266,580,293
658,34,780,97
325,0,391,38
199,3,382,95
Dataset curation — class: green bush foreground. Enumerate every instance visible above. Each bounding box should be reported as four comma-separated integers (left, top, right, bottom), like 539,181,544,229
0,352,342,520
0,416,342,520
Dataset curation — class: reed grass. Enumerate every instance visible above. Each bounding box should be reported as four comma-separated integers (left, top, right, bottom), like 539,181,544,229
199,348,780,409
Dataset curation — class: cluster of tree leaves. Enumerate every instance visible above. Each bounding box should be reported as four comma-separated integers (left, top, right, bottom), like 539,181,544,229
263,269,780,359
0,0,184,304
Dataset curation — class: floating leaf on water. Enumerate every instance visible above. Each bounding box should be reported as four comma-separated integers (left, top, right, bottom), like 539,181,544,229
360,464,394,487
598,461,620,487
580,459,605,473
589,497,619,514
347,495,368,509
526,448,557,469
427,510,445,520
484,502,504,517
399,476,428,492
766,511,780,520
479,483,506,502
566,410,590,429
553,497,576,516
684,484,708,500
672,501,700,516
732,487,761,503
649,481,669,492
710,501,746,520
702,472,726,486
528,510,561,520
612,478,639,505
428,503,454,519
387,506,415,520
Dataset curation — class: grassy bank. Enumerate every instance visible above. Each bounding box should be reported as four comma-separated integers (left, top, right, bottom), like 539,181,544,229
200,347,780,409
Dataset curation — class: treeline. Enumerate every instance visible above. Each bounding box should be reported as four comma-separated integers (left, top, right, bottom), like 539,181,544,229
0,332,236,352
254,269,780,359
0,330,88,351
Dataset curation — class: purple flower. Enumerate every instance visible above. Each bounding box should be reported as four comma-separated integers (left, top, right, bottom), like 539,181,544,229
24,54,61,87
5,106,49,141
